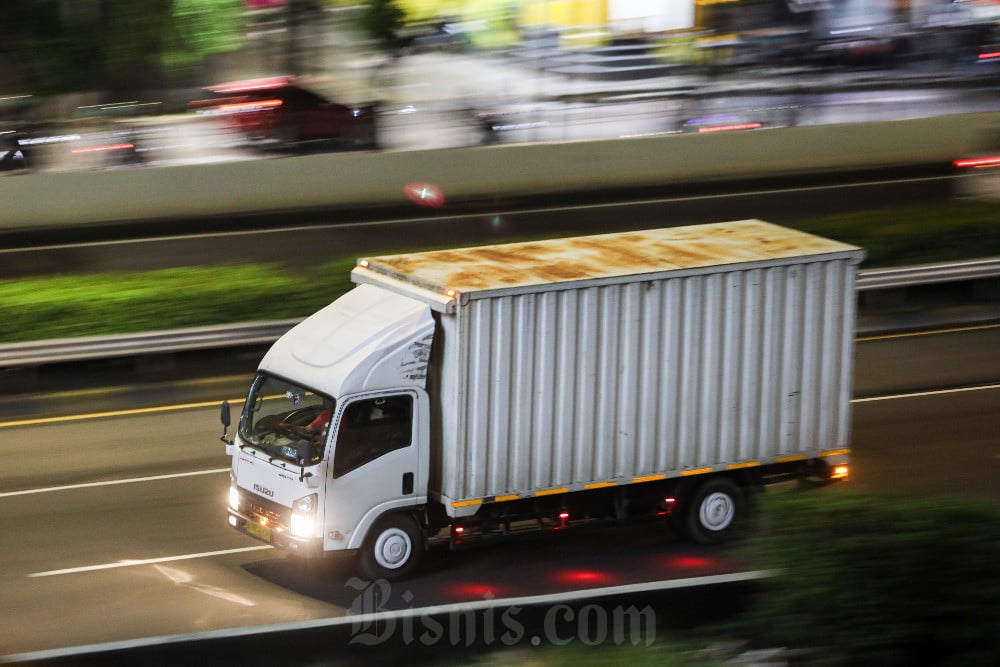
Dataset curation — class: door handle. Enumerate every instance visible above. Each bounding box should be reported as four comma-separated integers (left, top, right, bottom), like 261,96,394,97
402,472,414,495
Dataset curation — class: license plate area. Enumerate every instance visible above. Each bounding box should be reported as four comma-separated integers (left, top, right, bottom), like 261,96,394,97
246,520,272,543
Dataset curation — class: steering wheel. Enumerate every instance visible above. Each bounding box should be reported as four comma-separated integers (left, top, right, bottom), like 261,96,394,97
278,405,325,432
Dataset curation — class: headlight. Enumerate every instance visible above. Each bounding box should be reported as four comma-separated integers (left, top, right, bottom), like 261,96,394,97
291,493,318,538
229,485,240,511
290,513,315,538
293,493,317,514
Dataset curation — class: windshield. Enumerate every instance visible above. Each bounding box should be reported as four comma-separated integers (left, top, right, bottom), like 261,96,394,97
239,373,333,465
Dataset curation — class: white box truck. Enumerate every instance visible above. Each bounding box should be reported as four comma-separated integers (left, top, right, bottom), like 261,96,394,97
219,220,863,580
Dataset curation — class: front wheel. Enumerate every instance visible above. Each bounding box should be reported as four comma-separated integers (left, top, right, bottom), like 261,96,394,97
683,477,746,545
359,513,424,581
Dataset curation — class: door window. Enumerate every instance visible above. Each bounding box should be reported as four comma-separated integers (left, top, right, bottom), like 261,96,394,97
332,395,413,477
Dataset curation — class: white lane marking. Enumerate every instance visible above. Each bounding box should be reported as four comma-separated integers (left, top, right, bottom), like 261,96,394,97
852,382,1000,403
28,545,273,577
0,468,230,498
154,564,257,606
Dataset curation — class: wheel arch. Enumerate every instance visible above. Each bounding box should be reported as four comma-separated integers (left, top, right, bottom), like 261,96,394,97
346,500,428,551
358,509,427,581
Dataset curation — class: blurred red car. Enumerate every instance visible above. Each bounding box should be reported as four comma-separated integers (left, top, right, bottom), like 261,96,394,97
191,76,378,152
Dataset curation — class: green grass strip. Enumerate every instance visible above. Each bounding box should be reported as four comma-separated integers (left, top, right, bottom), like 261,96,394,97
2,200,998,343
0,260,356,344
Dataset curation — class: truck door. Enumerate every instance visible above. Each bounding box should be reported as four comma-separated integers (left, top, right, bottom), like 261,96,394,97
323,391,425,552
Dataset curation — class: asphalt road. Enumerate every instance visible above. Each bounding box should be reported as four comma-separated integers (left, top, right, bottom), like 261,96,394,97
1,325,998,658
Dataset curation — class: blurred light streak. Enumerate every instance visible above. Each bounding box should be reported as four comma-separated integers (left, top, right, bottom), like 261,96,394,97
665,555,717,570
698,122,762,133
405,182,445,207
71,143,134,154
445,582,502,600
216,99,283,113
552,569,616,586
954,156,1000,168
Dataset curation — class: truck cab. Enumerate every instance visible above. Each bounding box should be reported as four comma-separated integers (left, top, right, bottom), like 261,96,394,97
222,284,434,577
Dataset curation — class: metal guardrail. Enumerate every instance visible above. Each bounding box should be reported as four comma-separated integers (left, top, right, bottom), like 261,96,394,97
856,257,1000,291
1,259,998,369
0,319,301,368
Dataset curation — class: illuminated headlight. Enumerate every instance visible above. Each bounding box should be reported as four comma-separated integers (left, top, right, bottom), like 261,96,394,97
229,485,240,511
291,493,318,538
290,513,315,538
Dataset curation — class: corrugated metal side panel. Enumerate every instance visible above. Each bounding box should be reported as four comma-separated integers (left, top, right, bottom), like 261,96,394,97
433,258,856,505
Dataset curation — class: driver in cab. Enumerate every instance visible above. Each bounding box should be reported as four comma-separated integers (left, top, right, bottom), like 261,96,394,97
280,398,333,443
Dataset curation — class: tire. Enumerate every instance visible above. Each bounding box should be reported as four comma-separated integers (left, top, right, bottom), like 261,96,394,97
359,513,424,581
683,477,746,545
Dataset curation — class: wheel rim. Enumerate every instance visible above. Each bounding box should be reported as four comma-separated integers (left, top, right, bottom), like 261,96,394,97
699,491,736,532
373,527,412,570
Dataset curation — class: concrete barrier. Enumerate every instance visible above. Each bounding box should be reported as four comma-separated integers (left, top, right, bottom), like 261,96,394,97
3,112,998,231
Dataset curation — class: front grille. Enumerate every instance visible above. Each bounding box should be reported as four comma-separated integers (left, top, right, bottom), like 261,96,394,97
249,502,283,523
242,491,291,531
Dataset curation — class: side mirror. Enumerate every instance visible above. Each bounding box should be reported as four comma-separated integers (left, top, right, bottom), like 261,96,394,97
220,401,233,445
296,439,315,482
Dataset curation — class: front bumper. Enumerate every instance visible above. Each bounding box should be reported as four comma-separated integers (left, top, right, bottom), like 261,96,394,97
227,508,323,559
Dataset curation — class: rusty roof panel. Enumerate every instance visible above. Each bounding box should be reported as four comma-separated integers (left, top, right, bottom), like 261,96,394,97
360,220,863,295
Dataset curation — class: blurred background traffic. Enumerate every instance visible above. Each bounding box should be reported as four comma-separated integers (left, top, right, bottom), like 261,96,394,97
1,0,998,172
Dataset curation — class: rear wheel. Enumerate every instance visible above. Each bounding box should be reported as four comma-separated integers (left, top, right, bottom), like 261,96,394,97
683,477,746,545
359,513,424,581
